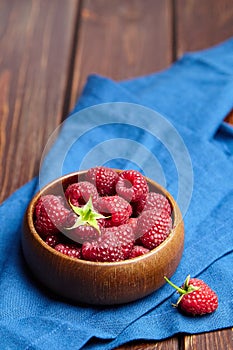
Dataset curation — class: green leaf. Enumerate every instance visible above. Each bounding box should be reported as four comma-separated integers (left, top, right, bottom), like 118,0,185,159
67,197,109,233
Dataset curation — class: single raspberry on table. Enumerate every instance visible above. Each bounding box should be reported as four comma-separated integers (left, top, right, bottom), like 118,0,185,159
86,166,119,196
55,243,82,259
65,181,99,207
95,195,132,227
128,245,150,259
82,224,134,262
34,195,71,237
137,209,172,249
116,170,148,202
164,275,218,316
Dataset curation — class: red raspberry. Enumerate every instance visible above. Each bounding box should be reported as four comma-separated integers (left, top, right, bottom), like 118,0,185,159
44,234,61,247
35,195,64,217
65,181,99,206
165,275,218,316
102,224,134,259
131,195,147,216
63,197,107,243
128,245,150,259
34,195,71,237
116,170,148,202
82,232,123,262
137,209,172,250
82,224,134,262
143,192,171,216
69,225,100,243
55,243,81,259
86,166,119,196
95,195,132,227
127,217,144,244
127,217,138,235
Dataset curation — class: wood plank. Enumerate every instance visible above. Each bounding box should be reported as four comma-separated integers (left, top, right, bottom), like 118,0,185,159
69,0,173,109
175,0,233,57
0,0,79,202
225,110,233,125
115,338,180,350
183,329,233,350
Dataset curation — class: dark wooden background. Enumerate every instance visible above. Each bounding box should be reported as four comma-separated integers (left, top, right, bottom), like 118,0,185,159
0,0,233,349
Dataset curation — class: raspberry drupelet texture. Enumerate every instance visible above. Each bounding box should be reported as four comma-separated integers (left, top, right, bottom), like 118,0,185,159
128,245,150,259
82,224,134,262
95,195,132,227
116,170,149,202
34,195,71,237
143,192,172,216
86,166,119,196
69,225,100,243
45,234,61,247
102,224,135,259
137,209,172,249
65,181,99,207
55,243,82,259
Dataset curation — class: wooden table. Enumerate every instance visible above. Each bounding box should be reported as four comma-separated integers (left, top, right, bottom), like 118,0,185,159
1,1,232,349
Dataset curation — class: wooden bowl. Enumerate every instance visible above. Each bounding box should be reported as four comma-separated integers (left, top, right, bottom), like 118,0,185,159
22,170,184,305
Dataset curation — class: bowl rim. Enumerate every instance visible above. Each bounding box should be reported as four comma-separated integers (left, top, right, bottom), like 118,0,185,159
26,169,183,267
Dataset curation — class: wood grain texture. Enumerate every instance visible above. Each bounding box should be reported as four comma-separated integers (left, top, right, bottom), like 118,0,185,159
0,0,79,202
175,0,233,58
69,0,173,109
225,110,233,125
115,337,180,350
183,329,233,350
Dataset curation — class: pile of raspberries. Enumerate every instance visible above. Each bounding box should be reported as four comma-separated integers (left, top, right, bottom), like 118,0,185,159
34,167,173,262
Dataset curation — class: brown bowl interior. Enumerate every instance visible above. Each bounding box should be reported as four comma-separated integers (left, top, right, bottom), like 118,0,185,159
22,170,184,305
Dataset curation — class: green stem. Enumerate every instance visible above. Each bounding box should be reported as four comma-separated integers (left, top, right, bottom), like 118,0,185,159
164,276,186,295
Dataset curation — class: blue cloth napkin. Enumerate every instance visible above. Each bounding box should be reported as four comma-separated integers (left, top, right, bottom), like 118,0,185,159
1,38,233,350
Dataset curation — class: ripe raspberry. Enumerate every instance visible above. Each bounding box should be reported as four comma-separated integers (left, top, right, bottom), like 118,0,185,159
143,192,171,216
55,243,81,259
86,166,119,196
82,224,134,262
63,197,105,243
95,195,132,227
127,217,138,235
82,232,123,262
102,224,134,259
65,181,99,207
34,195,71,237
165,275,218,316
69,225,100,243
130,196,146,216
137,209,172,249
45,234,61,247
128,245,150,259
116,170,148,202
